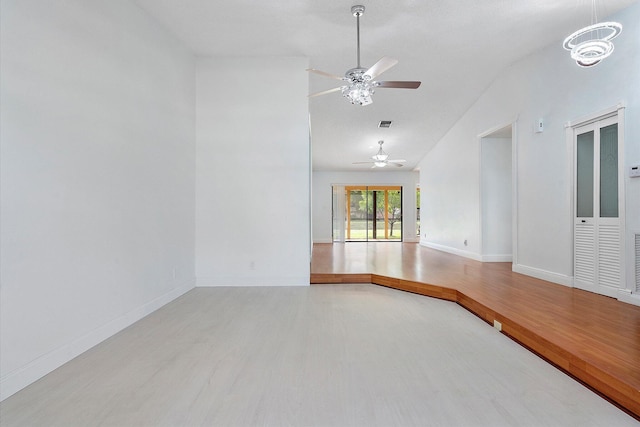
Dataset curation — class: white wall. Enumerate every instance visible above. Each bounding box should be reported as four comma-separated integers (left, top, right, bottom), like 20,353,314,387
313,171,420,243
195,57,310,286
481,137,512,261
0,0,196,400
419,131,483,260
419,3,640,294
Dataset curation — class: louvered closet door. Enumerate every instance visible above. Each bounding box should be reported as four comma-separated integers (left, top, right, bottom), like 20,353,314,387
574,116,622,297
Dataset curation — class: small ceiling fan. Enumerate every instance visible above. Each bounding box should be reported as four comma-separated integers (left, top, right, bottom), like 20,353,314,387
353,141,406,168
307,5,421,106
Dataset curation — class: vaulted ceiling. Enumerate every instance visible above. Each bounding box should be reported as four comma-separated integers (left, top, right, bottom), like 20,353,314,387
134,0,637,171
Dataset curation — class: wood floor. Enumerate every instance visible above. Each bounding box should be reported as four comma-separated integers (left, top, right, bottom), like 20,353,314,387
310,242,640,419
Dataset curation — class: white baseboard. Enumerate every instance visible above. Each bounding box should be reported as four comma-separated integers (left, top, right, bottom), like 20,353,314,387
481,254,513,262
512,264,573,287
313,239,333,244
617,289,640,307
0,279,195,402
420,241,512,263
196,276,310,287
420,241,482,261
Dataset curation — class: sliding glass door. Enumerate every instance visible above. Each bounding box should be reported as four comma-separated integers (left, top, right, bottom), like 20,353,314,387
333,186,402,242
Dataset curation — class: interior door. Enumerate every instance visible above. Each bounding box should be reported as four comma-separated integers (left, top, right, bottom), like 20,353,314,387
574,116,622,297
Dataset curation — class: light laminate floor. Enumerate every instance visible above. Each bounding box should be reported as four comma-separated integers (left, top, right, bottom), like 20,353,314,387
1,285,636,426
310,242,640,417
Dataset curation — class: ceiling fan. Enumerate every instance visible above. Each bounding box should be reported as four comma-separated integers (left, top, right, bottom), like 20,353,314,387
307,5,421,106
353,141,406,168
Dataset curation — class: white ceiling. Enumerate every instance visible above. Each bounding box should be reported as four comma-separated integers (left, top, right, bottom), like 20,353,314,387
134,0,637,171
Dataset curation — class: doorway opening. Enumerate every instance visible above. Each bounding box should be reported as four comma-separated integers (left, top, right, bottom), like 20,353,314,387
332,186,403,242
416,186,420,238
480,125,513,262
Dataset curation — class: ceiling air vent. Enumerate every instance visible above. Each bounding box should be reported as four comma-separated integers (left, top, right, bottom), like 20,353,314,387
378,120,393,128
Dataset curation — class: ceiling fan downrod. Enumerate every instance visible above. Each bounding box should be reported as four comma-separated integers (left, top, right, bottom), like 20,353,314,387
352,5,365,69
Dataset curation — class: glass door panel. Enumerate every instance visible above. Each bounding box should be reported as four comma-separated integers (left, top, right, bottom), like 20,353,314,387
367,190,384,240
332,185,346,242
346,188,367,241
576,130,594,218
387,189,402,240
600,123,618,218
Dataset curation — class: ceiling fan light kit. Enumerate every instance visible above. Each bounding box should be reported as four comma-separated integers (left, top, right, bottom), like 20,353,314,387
353,141,406,168
307,5,421,106
342,69,375,106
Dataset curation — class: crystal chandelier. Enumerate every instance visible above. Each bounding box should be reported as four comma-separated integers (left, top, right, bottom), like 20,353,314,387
563,1,622,67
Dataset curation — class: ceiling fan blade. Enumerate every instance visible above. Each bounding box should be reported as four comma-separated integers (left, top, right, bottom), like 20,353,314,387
387,159,406,163
306,68,345,81
389,162,405,167
376,81,421,89
352,161,375,164
364,57,398,79
308,87,343,98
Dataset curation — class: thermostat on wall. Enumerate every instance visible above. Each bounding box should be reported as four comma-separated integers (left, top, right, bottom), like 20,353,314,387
631,165,640,178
